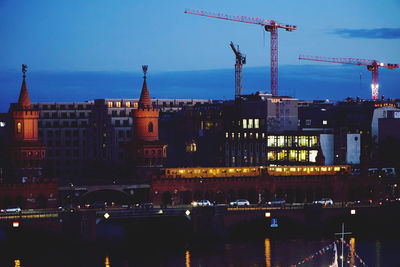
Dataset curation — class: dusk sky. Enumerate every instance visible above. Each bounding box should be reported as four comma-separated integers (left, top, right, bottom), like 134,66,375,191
1,0,399,112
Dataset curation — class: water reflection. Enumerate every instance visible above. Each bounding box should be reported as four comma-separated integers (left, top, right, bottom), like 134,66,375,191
185,250,190,267
264,238,271,267
105,256,110,267
14,259,21,267
376,240,381,267
350,237,355,266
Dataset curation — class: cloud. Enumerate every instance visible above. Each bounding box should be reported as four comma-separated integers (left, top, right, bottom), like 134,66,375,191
333,28,400,39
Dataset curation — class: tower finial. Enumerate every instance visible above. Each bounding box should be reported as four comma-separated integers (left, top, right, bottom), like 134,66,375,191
142,65,148,79
22,64,27,79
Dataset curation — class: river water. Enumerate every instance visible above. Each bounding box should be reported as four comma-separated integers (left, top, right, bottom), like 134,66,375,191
2,236,399,267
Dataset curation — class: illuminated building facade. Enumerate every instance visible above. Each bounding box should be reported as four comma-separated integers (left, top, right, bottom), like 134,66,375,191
126,66,167,170
9,66,46,180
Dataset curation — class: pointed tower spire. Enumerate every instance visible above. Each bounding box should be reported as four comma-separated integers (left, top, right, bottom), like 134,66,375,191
138,65,151,109
18,64,31,109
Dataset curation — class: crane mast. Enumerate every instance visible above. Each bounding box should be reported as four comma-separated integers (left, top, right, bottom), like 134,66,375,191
185,8,297,97
230,42,246,99
299,55,398,100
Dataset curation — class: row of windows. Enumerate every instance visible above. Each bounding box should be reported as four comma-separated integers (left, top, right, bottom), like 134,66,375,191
226,132,264,139
33,104,92,110
47,149,82,157
229,150,318,165
39,129,86,138
39,121,88,128
114,120,130,127
225,134,318,147
242,119,260,129
41,112,90,119
45,140,84,147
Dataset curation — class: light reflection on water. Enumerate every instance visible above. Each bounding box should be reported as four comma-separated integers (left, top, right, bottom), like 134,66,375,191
185,250,190,267
264,238,271,267
2,237,399,266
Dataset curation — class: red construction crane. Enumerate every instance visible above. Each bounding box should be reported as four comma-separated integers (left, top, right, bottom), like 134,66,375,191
185,8,297,97
299,55,399,100
230,42,246,99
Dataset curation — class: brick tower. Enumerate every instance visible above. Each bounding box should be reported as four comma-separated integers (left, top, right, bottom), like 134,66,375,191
9,65,46,180
127,66,167,174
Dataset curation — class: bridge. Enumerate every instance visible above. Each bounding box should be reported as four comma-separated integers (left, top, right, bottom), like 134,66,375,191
58,183,151,204
0,203,399,243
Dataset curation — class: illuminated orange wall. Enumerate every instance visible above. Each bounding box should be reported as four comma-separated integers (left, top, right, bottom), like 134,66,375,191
12,110,39,141
133,108,159,140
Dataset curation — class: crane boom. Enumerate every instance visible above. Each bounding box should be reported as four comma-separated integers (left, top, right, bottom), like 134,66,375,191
184,8,296,31
185,8,297,97
299,55,398,100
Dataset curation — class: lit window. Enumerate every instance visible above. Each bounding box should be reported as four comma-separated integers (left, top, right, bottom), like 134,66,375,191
323,120,327,125
277,150,287,161
116,102,121,108
17,122,22,133
232,156,235,163
225,132,228,138
278,136,285,147
289,150,298,161
244,133,247,138
305,119,311,126
254,119,259,129
267,151,276,161
238,133,241,139
299,150,307,161
309,150,318,162
242,119,247,129
310,136,318,147
231,132,234,139
262,133,265,138
256,133,259,139
299,136,308,147
268,136,276,147
125,102,131,107
0,121,5,127
108,102,113,108
248,119,253,129
134,102,138,108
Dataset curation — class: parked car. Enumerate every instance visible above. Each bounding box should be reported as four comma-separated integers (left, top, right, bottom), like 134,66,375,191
1,207,21,213
267,198,286,206
134,202,153,209
313,198,334,206
192,200,212,207
230,199,250,206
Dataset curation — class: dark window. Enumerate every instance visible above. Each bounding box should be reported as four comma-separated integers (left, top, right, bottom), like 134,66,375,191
148,122,153,133
65,130,71,137
73,130,79,137
47,130,53,137
70,113,76,118
63,121,69,127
